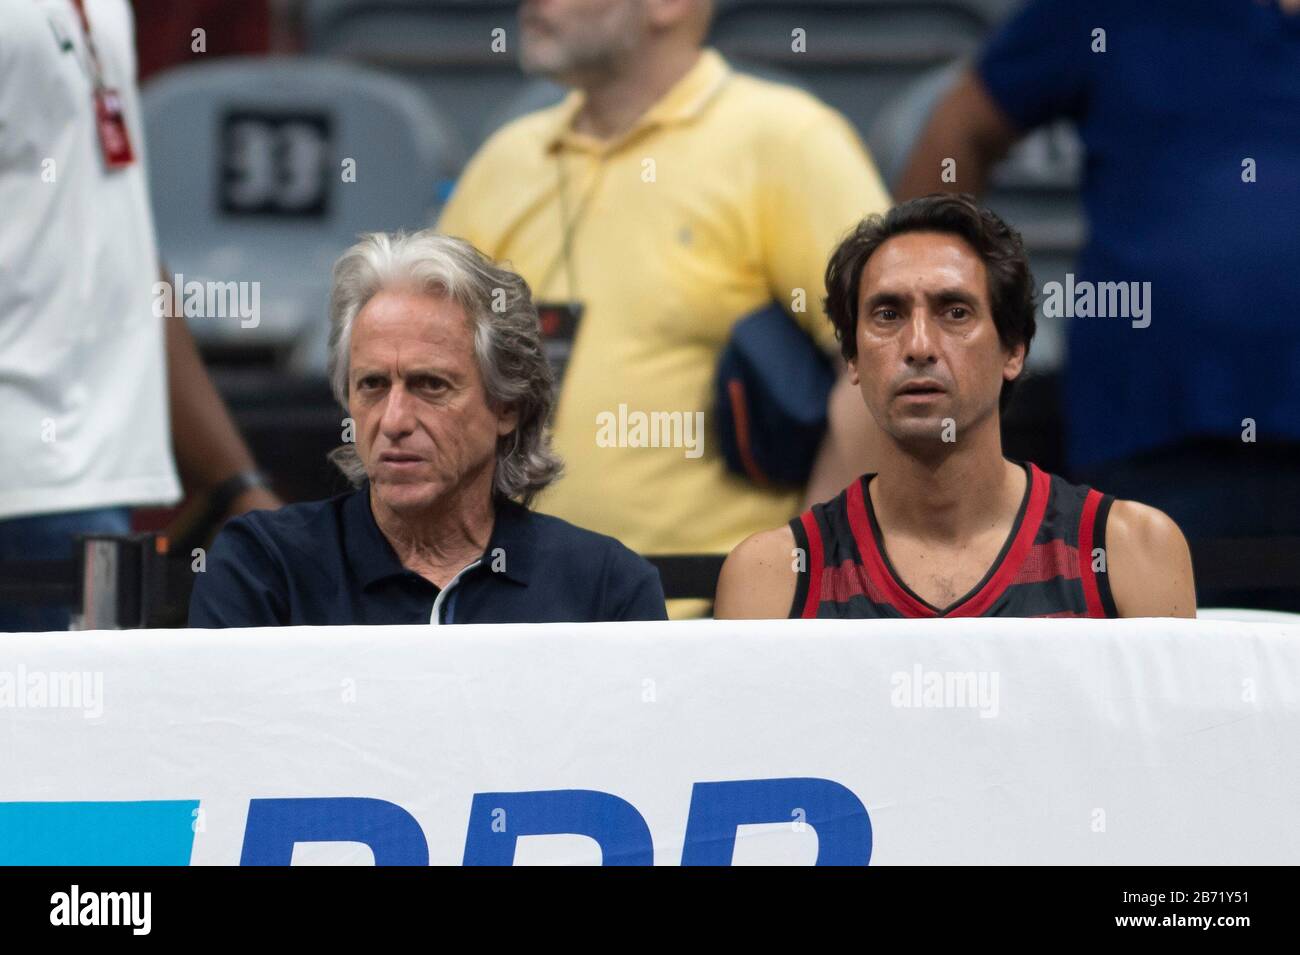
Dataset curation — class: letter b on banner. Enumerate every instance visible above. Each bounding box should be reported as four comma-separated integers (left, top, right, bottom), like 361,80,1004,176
463,790,653,865
240,797,429,865
681,777,872,865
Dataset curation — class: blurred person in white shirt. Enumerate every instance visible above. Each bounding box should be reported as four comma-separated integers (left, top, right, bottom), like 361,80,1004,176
0,0,279,631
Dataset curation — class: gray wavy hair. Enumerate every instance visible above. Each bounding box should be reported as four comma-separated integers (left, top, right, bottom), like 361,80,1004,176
326,230,563,506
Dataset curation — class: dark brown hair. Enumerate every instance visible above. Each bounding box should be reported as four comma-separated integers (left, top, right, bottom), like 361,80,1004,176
823,193,1036,410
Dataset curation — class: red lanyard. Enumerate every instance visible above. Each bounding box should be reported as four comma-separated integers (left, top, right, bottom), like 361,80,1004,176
69,0,108,90
68,0,136,168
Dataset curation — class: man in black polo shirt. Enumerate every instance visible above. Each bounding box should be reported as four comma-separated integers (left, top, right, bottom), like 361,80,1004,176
189,232,666,626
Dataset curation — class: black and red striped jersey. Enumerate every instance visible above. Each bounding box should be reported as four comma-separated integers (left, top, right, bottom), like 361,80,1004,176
788,461,1119,619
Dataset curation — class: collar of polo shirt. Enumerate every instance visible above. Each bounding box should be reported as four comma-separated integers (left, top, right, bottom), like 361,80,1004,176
346,484,534,591
545,47,733,155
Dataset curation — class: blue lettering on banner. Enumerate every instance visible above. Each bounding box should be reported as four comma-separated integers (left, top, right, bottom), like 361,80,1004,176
0,778,871,865
681,778,872,865
240,797,430,865
463,789,654,865
0,800,199,865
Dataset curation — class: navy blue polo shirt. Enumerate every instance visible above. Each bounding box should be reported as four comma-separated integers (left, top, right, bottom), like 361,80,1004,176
979,0,1300,470
187,485,668,627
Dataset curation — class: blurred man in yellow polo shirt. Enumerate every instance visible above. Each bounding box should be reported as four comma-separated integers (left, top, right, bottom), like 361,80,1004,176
438,0,890,614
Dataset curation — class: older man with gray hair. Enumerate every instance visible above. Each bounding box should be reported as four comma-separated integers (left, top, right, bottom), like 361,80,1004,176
189,231,666,627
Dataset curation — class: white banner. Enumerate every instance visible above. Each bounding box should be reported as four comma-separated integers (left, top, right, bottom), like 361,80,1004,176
1,618,1297,865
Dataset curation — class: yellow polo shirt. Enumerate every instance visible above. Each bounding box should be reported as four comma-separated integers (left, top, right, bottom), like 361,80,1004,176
439,49,890,601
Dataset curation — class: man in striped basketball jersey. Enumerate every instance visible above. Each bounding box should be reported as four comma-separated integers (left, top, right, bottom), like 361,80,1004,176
715,194,1195,619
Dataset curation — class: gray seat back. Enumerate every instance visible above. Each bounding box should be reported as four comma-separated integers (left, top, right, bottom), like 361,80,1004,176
143,56,463,370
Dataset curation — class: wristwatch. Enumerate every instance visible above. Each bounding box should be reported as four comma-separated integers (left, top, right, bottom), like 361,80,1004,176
207,470,271,521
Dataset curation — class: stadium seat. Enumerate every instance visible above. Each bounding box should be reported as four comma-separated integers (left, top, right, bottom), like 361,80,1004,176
142,56,463,373
302,0,529,154
866,61,1084,371
707,0,995,137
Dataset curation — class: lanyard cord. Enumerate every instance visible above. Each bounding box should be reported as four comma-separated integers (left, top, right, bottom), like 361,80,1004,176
546,148,601,303
555,151,578,304
68,0,107,90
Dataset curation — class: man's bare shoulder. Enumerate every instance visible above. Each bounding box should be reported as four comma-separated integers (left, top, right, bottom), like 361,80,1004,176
1107,499,1190,569
714,524,799,619
1104,498,1197,618
732,524,797,568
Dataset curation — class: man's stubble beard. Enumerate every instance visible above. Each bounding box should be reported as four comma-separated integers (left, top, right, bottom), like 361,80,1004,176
518,6,644,83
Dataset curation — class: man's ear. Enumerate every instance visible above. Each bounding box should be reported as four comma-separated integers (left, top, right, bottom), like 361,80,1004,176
496,402,520,437
846,352,861,387
1002,340,1026,384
